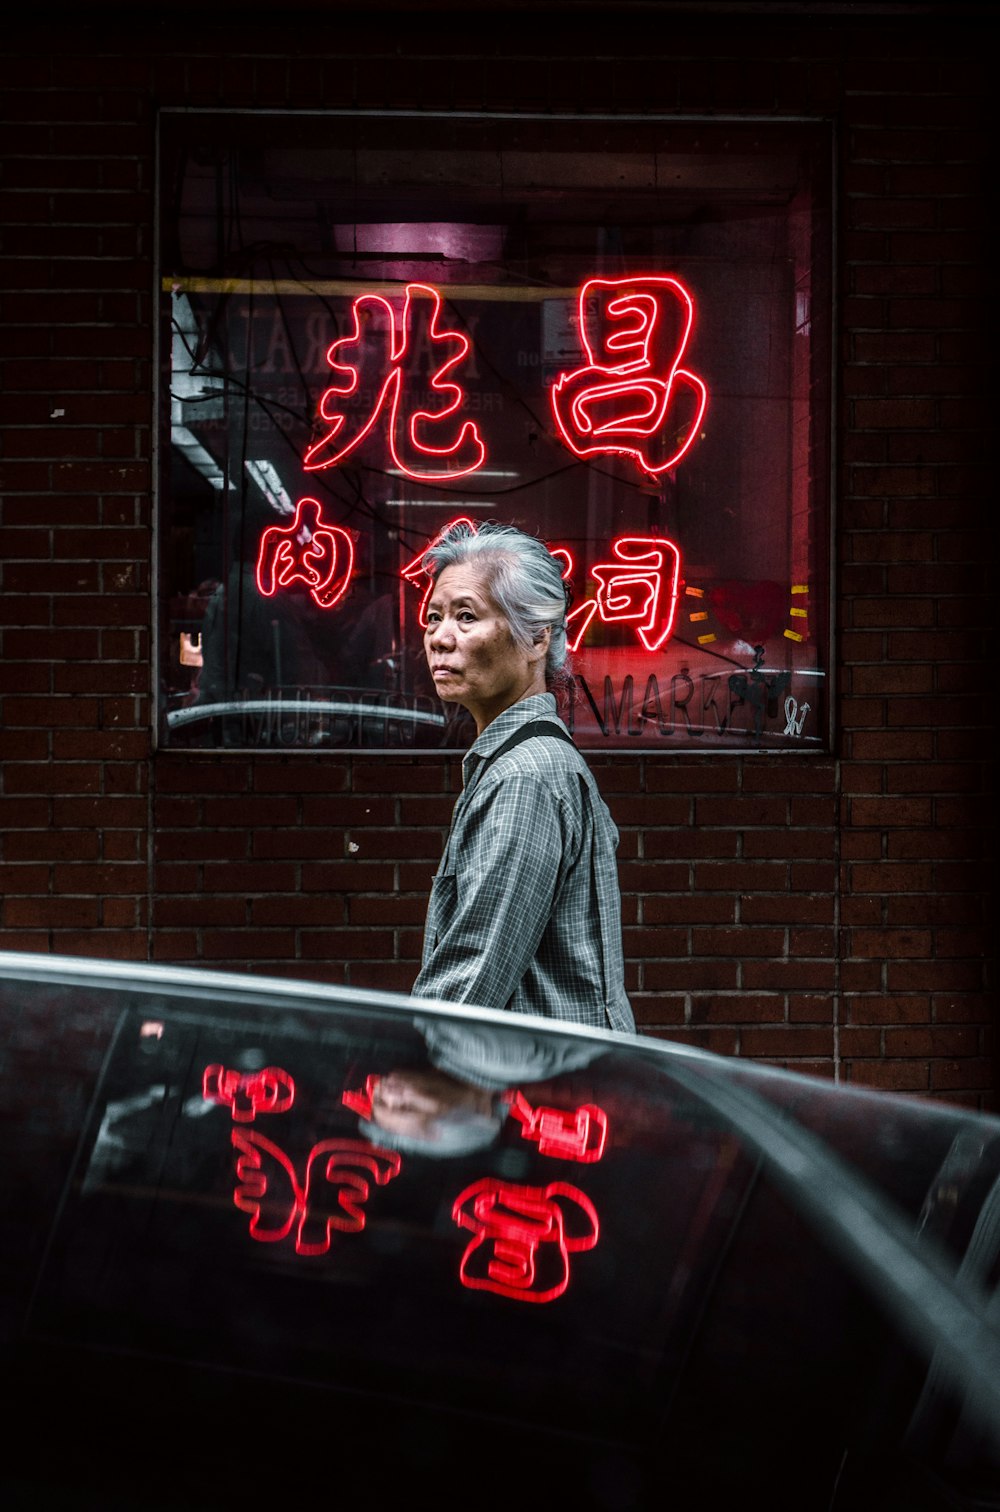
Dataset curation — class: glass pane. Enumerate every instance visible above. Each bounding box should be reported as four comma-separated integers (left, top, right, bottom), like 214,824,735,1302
158,116,831,752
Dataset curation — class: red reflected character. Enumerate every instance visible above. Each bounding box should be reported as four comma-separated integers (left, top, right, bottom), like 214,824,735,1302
294,1138,402,1256
229,1131,401,1256
452,1178,599,1303
550,276,708,477
255,496,354,610
202,1063,296,1123
566,535,682,652
506,1091,608,1164
303,283,486,480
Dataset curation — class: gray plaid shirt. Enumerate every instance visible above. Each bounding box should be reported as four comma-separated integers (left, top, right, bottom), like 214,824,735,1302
413,694,635,1034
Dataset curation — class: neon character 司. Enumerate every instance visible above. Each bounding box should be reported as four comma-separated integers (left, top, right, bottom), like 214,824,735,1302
550,276,708,477
255,496,355,609
303,283,486,480
566,535,682,652
452,1178,599,1303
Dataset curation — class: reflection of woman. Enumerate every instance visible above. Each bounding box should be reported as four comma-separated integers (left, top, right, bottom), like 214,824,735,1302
358,1018,604,1157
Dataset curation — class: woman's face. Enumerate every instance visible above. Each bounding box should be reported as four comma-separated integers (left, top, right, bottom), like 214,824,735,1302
423,562,548,733
369,1068,493,1140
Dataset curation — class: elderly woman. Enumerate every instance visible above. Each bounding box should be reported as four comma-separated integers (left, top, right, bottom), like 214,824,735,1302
411,520,635,1035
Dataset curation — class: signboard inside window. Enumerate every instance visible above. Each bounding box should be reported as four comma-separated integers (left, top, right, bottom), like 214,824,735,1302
158,114,832,752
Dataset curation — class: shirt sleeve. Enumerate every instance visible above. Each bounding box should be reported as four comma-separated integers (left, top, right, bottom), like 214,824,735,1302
412,771,574,1012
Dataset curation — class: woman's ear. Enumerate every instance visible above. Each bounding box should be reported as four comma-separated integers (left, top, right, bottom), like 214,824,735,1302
530,624,552,661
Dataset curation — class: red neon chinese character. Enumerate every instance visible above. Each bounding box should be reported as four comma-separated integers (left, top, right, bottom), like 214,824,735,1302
566,535,682,652
229,1131,402,1256
255,496,354,610
506,1092,608,1164
203,1064,296,1123
400,515,479,627
452,1178,599,1303
550,276,708,477
303,283,486,481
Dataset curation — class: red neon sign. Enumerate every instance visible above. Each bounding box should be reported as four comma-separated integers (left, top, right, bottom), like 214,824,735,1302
303,283,486,480
566,535,682,652
452,1178,599,1303
550,276,708,477
255,496,355,610
399,515,479,627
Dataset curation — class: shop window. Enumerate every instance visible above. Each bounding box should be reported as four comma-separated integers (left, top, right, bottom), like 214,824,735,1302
157,113,832,752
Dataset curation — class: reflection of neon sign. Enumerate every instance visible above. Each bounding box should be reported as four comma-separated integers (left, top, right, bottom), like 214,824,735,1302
230,1131,402,1255
505,1092,608,1163
341,1074,380,1119
550,276,708,477
203,1063,295,1122
566,536,682,652
255,496,355,609
205,1062,401,1255
452,1178,599,1303
212,1063,609,1302
344,1079,608,1167
302,283,486,480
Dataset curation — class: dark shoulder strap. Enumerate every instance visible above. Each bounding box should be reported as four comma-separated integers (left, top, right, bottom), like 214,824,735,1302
441,720,578,867
464,719,577,804
482,718,576,770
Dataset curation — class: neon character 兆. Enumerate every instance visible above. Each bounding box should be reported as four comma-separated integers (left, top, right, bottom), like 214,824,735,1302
302,283,485,480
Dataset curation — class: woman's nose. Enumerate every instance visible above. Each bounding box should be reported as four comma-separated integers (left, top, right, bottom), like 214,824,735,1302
427,616,454,645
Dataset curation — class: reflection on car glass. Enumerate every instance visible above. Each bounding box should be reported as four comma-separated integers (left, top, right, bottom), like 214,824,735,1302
202,1020,612,1302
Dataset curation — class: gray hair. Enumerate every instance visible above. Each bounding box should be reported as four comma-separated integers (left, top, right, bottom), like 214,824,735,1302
357,1106,504,1159
422,521,570,686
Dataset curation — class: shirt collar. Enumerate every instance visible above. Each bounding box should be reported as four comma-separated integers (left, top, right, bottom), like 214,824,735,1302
461,692,558,786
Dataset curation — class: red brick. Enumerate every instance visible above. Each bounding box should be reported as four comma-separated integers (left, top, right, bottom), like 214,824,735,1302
252,896,349,927
845,1061,931,1092
641,894,736,924
643,959,739,992
689,994,783,1025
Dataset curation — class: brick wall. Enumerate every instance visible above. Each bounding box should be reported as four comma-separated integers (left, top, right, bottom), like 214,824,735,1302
0,5,992,1107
